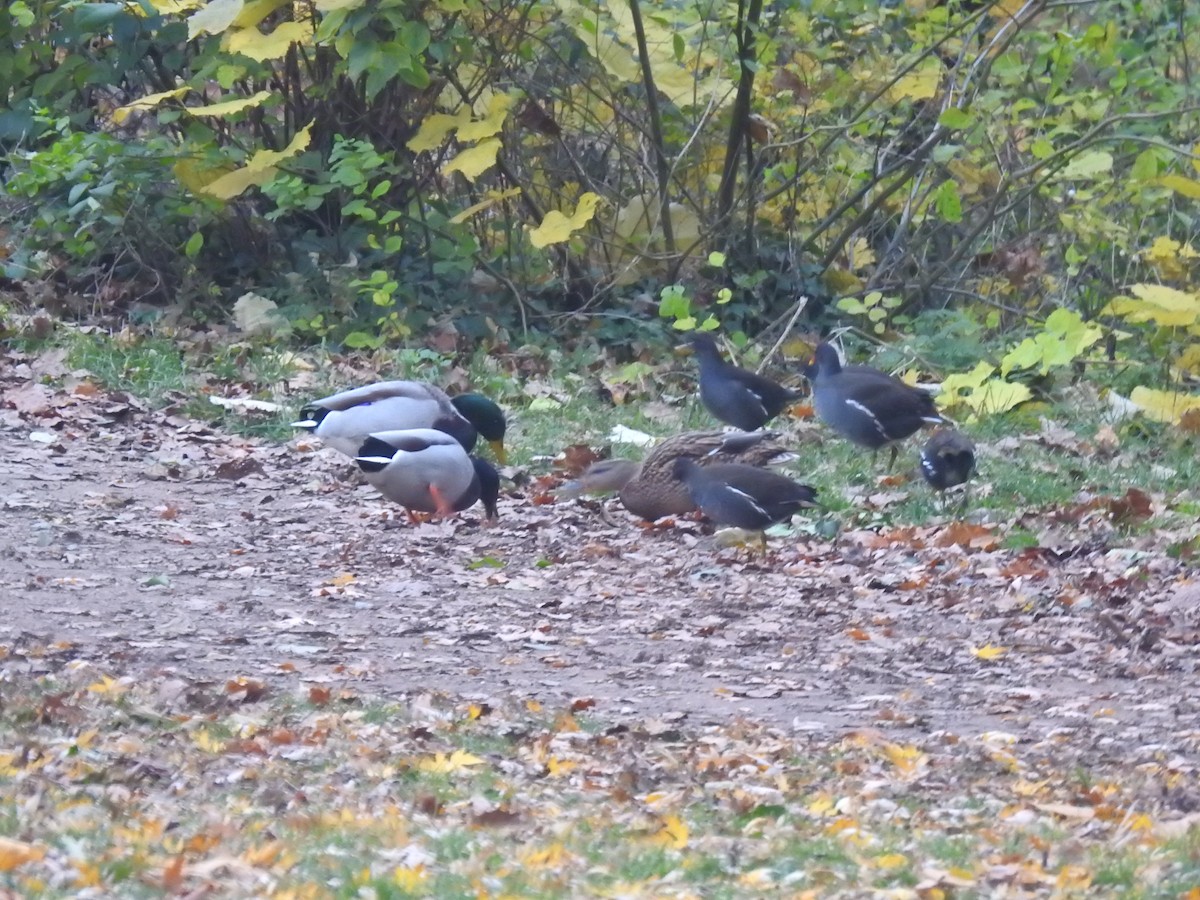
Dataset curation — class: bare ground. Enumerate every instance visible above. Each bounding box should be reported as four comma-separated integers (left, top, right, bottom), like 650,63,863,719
2,378,1199,769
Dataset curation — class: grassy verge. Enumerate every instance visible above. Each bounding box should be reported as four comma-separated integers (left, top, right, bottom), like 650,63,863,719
1,657,1196,898
7,324,1199,537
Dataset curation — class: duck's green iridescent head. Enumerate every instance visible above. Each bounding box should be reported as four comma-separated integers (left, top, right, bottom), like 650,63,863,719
451,393,508,464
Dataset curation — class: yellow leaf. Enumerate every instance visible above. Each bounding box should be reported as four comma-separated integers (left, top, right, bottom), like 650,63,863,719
72,860,103,887
1055,864,1092,891
200,122,313,199
1160,174,1200,199
457,92,515,142
226,21,311,62
243,841,283,866
466,703,483,720
886,60,941,102
848,236,875,272
112,88,190,125
528,192,601,248
174,157,234,193
972,644,1008,660
652,814,689,849
525,698,542,713
416,749,485,774
233,0,288,28
546,755,576,778
407,108,473,153
808,795,835,816
189,90,272,117
449,187,523,224
193,729,226,753
874,852,908,870
883,743,926,775
144,0,204,13
0,837,45,872
521,843,570,868
443,138,501,182
1171,343,1200,374
88,675,132,696
940,374,1031,417
327,572,356,586
393,865,427,891
1129,386,1200,424
188,0,243,39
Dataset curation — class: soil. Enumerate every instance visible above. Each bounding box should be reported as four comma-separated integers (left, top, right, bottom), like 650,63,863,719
2,379,1199,768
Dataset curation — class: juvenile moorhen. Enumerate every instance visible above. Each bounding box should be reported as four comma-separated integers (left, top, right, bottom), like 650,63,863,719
920,428,976,492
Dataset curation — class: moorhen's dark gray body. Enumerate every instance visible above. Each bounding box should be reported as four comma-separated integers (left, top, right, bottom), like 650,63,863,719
673,458,818,533
806,343,944,463
690,334,801,431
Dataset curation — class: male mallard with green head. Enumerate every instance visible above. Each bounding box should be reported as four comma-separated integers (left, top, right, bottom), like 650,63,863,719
293,381,507,463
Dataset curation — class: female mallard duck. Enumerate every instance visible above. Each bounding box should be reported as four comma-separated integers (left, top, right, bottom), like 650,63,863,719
355,429,500,520
293,382,507,463
562,430,794,521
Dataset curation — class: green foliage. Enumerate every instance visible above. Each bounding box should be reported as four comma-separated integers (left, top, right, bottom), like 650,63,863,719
2,123,222,302
1,0,1198,359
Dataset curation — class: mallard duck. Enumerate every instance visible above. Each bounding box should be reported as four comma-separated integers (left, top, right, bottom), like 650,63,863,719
673,458,819,546
293,382,507,463
689,333,802,431
920,428,976,492
355,429,500,520
563,430,794,521
805,342,944,467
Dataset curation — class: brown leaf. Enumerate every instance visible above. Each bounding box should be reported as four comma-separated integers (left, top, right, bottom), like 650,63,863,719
214,457,265,480
3,382,54,415
1108,488,1153,524
472,807,522,828
554,444,602,476
308,686,332,706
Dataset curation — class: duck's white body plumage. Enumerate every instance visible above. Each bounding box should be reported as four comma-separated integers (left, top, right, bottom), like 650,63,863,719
294,382,472,457
355,428,481,515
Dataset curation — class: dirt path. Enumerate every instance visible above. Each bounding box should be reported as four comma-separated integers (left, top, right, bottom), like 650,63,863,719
2,388,1198,765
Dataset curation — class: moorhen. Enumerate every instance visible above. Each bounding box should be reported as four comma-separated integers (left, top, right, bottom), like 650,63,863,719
690,333,802,431
806,342,944,467
673,457,818,547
